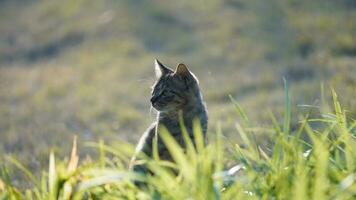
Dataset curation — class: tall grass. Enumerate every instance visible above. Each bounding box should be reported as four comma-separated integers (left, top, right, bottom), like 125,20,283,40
1,88,355,200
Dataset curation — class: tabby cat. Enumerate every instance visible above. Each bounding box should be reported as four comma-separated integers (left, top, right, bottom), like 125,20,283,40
129,59,208,175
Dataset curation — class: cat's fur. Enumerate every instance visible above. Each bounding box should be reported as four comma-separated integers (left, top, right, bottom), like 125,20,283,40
129,59,208,174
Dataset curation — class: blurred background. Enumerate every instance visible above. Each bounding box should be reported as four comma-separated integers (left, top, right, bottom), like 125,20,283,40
0,0,355,177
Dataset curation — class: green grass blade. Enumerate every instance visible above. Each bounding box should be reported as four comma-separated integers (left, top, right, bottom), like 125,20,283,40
193,118,205,153
229,95,249,127
179,111,196,160
5,156,38,187
159,126,192,179
48,151,57,200
283,78,291,136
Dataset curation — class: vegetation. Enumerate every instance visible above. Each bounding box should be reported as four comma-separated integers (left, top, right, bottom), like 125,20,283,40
1,87,355,199
0,0,355,198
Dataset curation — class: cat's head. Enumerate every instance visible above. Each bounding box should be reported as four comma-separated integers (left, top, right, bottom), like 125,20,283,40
150,59,200,112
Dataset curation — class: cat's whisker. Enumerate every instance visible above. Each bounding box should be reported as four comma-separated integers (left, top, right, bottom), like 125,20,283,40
137,77,155,84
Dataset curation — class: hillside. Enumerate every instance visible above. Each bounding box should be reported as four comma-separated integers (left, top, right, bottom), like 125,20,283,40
0,0,355,179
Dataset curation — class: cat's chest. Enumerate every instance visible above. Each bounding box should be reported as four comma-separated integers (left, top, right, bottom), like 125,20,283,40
157,120,193,137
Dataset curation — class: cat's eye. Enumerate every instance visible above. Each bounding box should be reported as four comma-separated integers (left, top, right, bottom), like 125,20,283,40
170,90,183,98
163,90,174,97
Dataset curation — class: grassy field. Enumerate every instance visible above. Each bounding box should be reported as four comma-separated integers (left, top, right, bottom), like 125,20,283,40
0,0,355,197
1,88,355,199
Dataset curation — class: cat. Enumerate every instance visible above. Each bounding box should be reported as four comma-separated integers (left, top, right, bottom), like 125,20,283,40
129,59,208,175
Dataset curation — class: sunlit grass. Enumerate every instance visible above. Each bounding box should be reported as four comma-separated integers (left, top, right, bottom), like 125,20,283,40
1,87,355,199
1,0,355,181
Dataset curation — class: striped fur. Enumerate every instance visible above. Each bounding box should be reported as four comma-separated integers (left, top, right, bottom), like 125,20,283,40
130,60,208,175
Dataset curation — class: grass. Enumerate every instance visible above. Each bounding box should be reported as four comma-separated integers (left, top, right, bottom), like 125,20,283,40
0,0,355,198
1,87,355,199
0,0,355,177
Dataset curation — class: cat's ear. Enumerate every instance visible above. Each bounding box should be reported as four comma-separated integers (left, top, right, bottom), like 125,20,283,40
155,59,172,78
174,63,191,77
174,63,199,84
